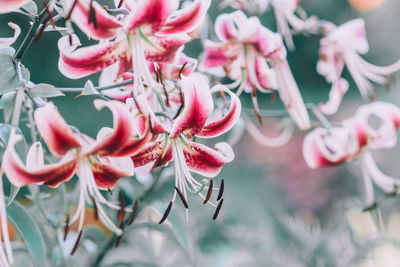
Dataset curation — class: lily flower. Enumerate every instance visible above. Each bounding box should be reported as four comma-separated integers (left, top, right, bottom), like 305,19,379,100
0,23,20,48
129,73,241,220
2,100,135,236
303,102,400,207
0,0,28,14
59,0,210,96
271,0,319,50
218,0,269,15
202,11,310,130
317,19,400,115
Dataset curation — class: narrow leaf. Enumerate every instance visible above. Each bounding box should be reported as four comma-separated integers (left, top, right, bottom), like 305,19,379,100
6,199,48,267
30,83,64,98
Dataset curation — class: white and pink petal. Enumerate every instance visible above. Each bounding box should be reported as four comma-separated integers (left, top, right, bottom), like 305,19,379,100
170,73,214,138
3,135,78,187
197,85,241,138
34,103,82,157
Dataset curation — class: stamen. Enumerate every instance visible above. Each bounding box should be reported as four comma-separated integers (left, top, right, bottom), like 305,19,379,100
88,0,98,29
159,201,173,224
68,34,73,46
70,230,83,255
148,115,154,134
127,199,138,225
132,94,144,114
213,199,224,220
63,215,70,241
178,62,188,80
65,0,79,20
91,196,99,220
115,221,125,248
174,186,189,209
252,87,263,126
217,179,224,201
117,0,124,8
203,179,213,205
173,86,185,119
118,190,126,222
362,202,377,212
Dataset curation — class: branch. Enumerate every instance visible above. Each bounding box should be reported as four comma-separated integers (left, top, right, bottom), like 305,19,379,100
13,9,48,61
57,79,134,93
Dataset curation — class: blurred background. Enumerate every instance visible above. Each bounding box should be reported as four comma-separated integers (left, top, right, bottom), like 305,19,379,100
2,0,400,266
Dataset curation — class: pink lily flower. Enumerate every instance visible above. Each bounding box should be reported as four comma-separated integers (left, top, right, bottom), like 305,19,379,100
59,0,210,94
317,19,400,115
0,22,20,48
218,0,269,14
0,0,29,14
202,11,310,130
303,101,400,207
2,100,135,235
0,22,24,267
129,73,241,218
271,0,319,50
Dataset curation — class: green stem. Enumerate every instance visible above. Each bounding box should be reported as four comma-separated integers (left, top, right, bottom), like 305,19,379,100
13,9,48,61
57,79,134,93
90,174,162,267
241,107,290,117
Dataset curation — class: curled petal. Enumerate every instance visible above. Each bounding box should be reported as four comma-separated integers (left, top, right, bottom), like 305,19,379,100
170,73,213,138
123,0,179,33
362,152,400,194
319,78,349,115
245,117,294,148
84,100,133,156
182,141,234,177
302,128,348,169
143,34,190,63
202,40,240,68
0,0,28,14
159,0,211,35
197,85,241,138
157,50,198,80
254,56,278,89
34,103,81,157
254,28,286,59
69,0,122,40
326,18,369,54
112,129,153,157
273,59,311,130
0,23,21,48
3,135,77,187
58,34,128,79
90,156,134,190
355,102,400,149
214,13,239,41
302,125,368,169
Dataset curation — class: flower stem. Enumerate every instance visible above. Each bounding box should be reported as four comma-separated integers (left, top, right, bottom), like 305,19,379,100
57,79,134,93
13,9,48,61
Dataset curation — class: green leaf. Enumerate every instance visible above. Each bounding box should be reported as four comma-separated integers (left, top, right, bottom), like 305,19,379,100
6,200,48,267
0,47,15,56
82,80,100,95
21,0,38,15
30,83,64,98
0,91,16,109
0,54,30,95
7,184,20,206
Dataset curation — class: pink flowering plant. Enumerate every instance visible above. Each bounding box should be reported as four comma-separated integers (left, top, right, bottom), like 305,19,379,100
0,0,400,266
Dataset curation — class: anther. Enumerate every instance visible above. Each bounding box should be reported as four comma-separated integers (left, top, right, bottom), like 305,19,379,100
159,201,173,224
203,179,213,205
